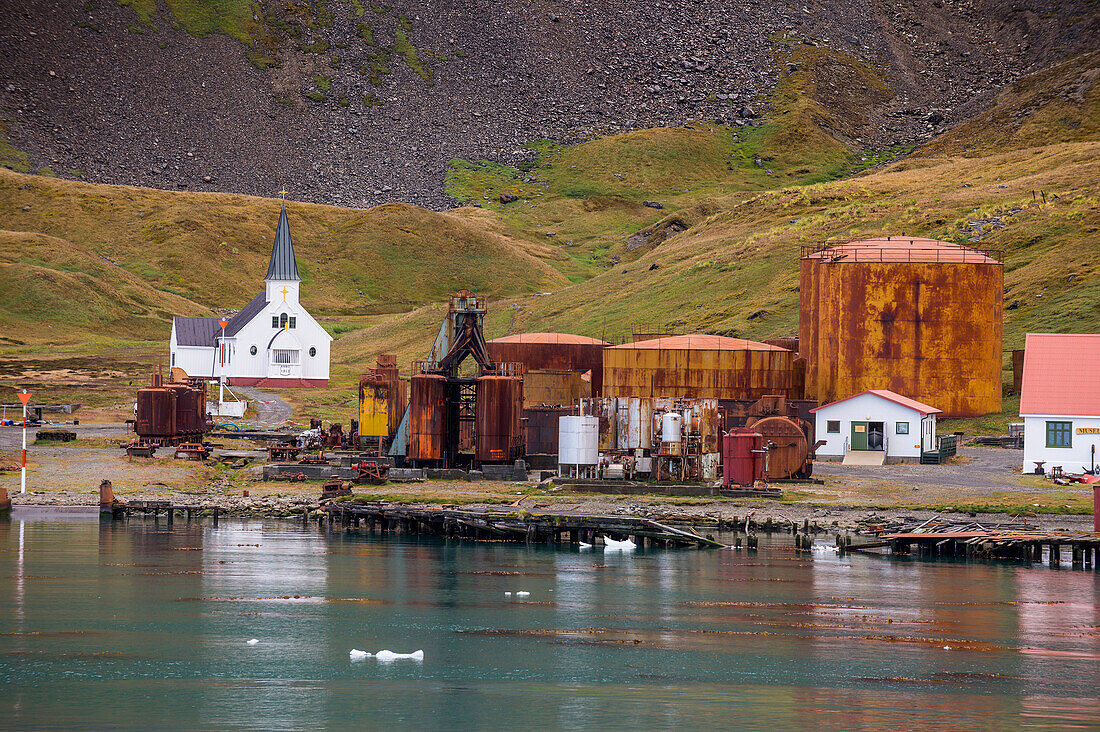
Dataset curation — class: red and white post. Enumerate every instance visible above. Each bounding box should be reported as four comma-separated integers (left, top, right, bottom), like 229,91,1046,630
18,390,31,494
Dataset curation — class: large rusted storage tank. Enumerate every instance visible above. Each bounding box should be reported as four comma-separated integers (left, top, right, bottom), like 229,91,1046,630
408,373,447,462
602,334,793,399
487,333,609,403
799,237,1003,418
475,375,525,463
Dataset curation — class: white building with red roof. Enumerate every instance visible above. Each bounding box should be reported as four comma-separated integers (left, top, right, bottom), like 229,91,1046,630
1020,333,1100,475
811,389,942,463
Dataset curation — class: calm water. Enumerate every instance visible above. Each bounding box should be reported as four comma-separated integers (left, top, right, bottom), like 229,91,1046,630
1,510,1098,731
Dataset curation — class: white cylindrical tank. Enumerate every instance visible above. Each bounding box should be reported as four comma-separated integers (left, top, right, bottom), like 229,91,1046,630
559,415,598,465
662,412,683,444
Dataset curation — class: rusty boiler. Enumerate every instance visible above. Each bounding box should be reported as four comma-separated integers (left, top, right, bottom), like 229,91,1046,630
408,373,448,462
475,374,525,463
799,237,1003,418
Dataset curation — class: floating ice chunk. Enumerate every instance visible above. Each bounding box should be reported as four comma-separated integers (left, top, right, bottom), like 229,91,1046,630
349,649,372,660
578,541,593,549
375,649,424,662
943,645,952,650
515,591,530,597
504,591,512,596
602,536,636,551
246,639,259,645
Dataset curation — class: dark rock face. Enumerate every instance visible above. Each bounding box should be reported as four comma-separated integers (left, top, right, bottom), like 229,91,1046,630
0,0,1095,210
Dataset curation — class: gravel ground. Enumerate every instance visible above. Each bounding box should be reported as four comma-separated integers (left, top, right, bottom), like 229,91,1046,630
815,445,1027,492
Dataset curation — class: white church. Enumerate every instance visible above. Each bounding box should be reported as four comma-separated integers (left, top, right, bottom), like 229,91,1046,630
169,202,332,387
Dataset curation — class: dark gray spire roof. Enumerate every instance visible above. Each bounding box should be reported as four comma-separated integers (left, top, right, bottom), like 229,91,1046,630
265,203,301,282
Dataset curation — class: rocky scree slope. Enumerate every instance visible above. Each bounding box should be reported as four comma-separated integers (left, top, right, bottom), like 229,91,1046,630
1,0,1096,209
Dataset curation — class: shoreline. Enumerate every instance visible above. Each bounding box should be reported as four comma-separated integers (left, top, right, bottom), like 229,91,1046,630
8,490,1094,534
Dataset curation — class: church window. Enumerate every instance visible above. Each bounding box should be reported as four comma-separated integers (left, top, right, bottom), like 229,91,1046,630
280,313,288,328
309,346,317,357
250,345,257,356
272,316,279,328
273,349,299,365
289,317,297,329
171,353,175,366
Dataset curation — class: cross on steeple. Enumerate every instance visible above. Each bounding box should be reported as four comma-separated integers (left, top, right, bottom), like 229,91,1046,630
280,186,288,201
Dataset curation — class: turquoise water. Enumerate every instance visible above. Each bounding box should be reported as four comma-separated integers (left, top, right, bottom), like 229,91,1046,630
1,510,1098,730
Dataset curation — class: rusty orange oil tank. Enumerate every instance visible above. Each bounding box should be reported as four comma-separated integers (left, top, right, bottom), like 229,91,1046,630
487,333,608,401
408,373,447,462
799,237,1003,418
475,374,525,463
602,334,793,399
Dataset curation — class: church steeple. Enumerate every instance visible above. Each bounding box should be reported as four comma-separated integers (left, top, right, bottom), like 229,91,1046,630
265,202,301,282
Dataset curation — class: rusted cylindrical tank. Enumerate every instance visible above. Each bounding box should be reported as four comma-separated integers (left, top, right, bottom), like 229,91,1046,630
799,237,1003,418
135,375,207,442
475,375,525,463
751,415,811,479
722,429,765,487
602,334,793,399
487,333,609,401
408,373,447,462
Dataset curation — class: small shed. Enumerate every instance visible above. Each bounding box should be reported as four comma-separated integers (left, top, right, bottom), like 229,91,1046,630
1019,333,1100,475
812,389,941,463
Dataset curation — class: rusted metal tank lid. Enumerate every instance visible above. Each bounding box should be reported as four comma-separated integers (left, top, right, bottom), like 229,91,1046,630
609,334,788,351
488,332,610,345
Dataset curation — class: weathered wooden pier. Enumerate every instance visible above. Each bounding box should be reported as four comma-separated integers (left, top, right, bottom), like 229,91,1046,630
839,518,1100,569
323,501,725,548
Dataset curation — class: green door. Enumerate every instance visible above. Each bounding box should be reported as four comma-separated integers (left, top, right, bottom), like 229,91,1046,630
851,421,869,451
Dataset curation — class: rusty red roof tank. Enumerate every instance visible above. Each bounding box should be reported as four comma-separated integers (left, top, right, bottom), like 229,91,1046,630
602,334,794,399
799,237,1003,418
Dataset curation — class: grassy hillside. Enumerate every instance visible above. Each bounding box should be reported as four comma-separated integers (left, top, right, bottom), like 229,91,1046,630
0,170,569,343
2,52,1097,427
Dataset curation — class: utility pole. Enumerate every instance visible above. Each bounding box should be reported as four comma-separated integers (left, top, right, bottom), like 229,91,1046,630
18,389,30,493
218,319,229,410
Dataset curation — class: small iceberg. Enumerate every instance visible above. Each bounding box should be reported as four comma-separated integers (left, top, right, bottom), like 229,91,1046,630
375,649,424,663
349,649,372,660
504,591,512,596
246,639,259,645
578,541,593,549
602,536,636,551
515,591,530,597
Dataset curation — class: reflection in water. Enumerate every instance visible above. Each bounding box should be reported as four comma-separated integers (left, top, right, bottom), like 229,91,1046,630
0,514,1097,730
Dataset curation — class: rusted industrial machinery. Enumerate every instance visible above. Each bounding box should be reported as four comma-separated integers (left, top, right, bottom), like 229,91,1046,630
576,396,723,482
721,395,818,479
721,429,765,488
358,354,407,451
397,291,525,468
799,237,1003,417
133,371,210,446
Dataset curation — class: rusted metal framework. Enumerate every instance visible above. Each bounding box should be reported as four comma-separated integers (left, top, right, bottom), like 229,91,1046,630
401,292,526,468
720,395,818,479
799,237,1003,418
